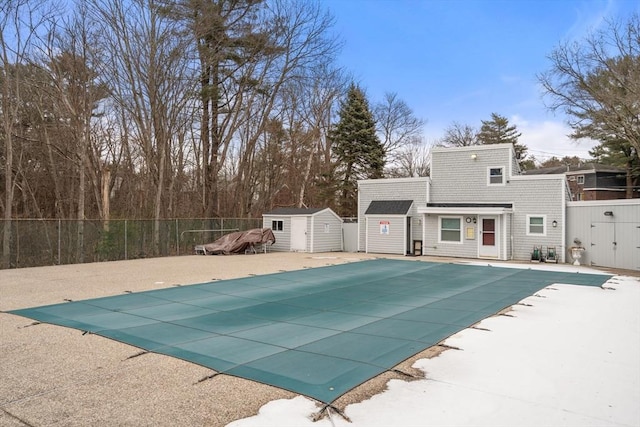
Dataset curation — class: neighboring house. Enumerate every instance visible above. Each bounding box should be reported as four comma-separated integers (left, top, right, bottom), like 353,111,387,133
358,144,568,262
525,163,636,201
262,207,343,253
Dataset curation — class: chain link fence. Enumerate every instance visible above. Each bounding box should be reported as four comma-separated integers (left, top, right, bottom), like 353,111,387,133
0,218,263,269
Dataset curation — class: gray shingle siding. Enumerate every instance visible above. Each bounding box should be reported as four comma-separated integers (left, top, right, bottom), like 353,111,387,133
366,216,406,255
358,178,429,253
263,208,342,253
263,215,291,252
430,144,514,202
424,144,566,261
310,210,343,252
358,144,567,262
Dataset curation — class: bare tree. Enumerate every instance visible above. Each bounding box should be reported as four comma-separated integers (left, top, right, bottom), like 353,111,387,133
0,0,55,267
538,14,640,196
374,92,425,162
438,121,479,147
161,0,340,217
92,0,197,254
385,137,430,178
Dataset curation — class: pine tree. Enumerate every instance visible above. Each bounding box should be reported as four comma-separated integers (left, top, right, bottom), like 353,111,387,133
478,113,528,165
330,84,384,215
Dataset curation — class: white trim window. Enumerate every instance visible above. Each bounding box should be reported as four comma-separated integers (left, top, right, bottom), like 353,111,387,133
526,215,546,236
271,220,284,231
439,216,463,243
488,166,505,185
576,175,585,184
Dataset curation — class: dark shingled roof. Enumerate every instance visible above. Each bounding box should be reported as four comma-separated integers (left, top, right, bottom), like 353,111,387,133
365,200,413,215
263,207,325,216
426,202,513,209
523,163,625,175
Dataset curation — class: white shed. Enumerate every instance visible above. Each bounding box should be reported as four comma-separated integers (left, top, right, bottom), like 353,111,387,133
262,207,343,253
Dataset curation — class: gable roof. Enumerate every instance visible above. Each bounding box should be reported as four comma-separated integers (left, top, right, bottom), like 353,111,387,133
263,207,326,216
365,200,413,215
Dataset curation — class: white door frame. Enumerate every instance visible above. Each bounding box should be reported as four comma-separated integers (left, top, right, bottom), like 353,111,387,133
290,216,307,251
478,215,500,258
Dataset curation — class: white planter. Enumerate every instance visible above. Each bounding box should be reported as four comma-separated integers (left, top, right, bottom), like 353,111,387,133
570,247,585,266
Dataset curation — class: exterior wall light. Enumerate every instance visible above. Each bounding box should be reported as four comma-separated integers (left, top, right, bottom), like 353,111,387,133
471,154,478,160
552,220,557,228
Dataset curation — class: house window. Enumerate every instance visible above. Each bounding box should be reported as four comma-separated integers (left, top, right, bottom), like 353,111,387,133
488,167,504,185
271,220,284,231
439,217,462,243
526,215,546,236
576,175,584,184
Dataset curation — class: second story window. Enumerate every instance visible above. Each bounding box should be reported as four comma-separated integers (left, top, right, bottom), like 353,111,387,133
576,175,585,184
488,167,504,185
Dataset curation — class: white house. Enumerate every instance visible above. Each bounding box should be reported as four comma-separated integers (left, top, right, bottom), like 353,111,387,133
358,144,568,262
262,207,343,253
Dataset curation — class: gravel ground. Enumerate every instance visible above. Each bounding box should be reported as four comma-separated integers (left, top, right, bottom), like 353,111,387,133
0,252,393,426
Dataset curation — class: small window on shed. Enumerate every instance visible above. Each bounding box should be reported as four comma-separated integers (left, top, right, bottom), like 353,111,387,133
576,175,585,184
271,220,283,231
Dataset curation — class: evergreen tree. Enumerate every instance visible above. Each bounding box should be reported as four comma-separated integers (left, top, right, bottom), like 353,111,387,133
330,84,384,215
477,113,528,166
590,138,639,198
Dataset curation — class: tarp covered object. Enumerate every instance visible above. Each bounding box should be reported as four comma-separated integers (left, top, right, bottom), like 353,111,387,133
199,228,275,255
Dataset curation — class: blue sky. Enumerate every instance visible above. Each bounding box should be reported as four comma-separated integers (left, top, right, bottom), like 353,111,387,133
322,0,640,162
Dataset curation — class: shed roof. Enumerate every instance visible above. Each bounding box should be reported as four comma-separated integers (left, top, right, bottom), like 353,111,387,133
263,207,326,216
365,200,413,215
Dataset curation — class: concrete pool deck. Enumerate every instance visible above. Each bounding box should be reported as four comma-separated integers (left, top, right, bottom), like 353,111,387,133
0,253,631,426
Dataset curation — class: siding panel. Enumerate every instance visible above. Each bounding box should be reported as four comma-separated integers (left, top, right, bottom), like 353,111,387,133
358,178,429,253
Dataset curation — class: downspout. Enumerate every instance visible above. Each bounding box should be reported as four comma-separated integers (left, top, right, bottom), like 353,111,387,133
309,215,314,253
510,212,514,260
562,177,568,263
424,177,431,256
357,185,361,252
365,216,368,253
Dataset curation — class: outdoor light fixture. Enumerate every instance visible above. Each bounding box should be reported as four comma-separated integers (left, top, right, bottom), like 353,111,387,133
471,153,478,160
604,211,614,216
552,220,558,228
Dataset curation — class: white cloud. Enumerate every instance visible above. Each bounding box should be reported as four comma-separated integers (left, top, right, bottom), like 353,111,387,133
511,115,598,161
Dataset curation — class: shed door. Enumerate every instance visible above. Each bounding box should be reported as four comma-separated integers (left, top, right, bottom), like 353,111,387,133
290,217,307,251
590,222,615,268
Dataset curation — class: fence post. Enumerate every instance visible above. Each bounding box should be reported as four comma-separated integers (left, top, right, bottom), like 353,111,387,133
176,218,179,256
124,220,128,260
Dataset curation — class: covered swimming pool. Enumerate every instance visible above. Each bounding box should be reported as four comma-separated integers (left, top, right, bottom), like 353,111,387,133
9,259,611,404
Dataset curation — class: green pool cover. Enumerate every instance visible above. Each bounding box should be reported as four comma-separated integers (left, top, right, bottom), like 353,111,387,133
9,259,611,404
